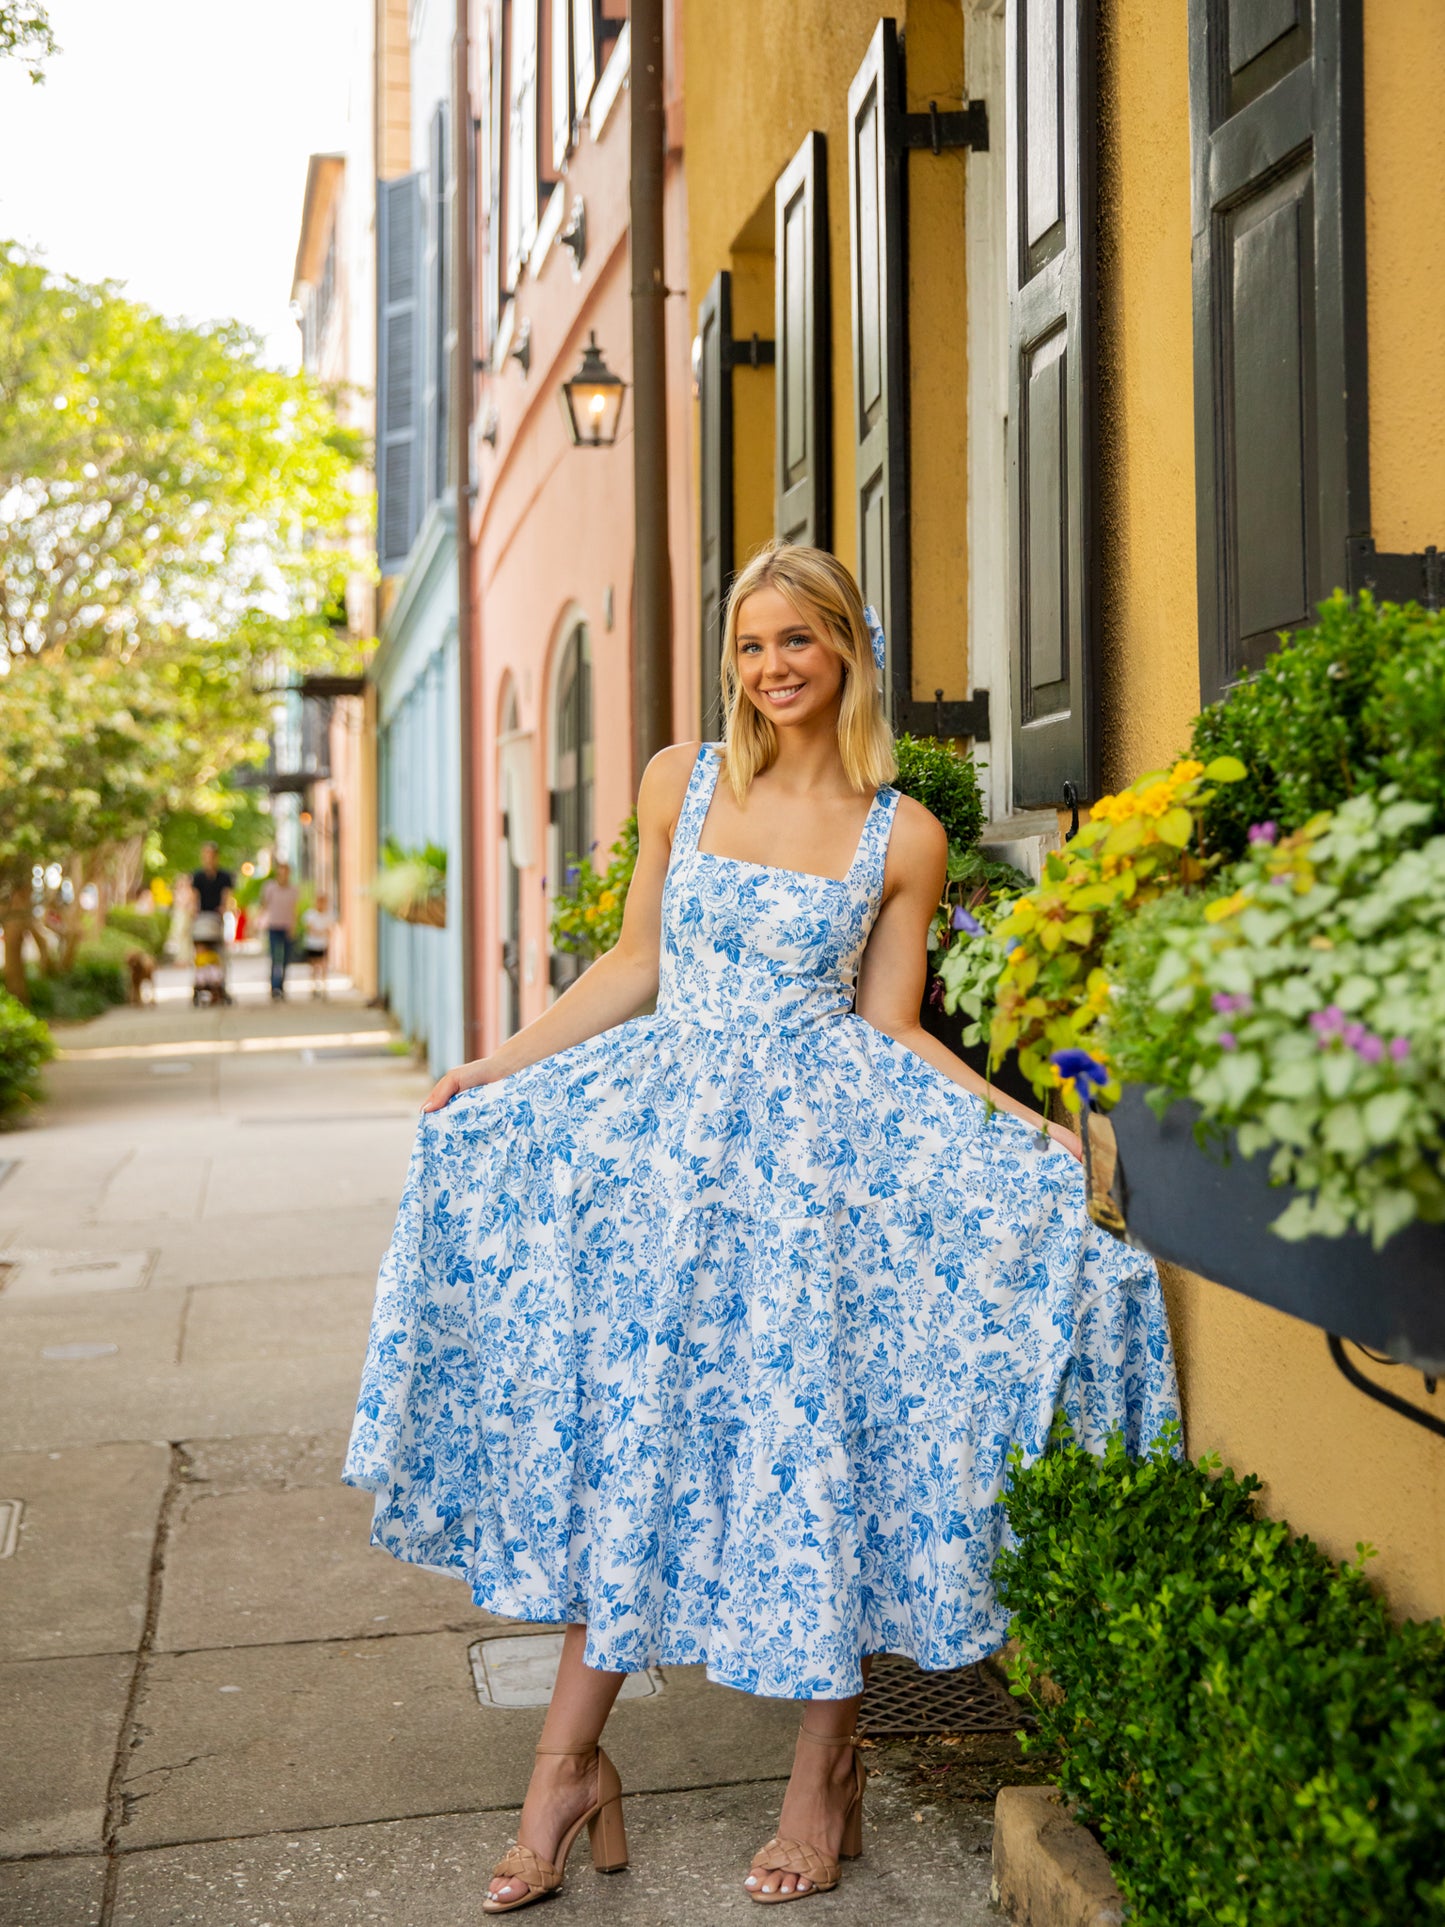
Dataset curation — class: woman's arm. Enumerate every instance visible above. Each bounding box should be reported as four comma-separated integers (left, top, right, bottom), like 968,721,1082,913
853,798,1083,1160
421,742,700,1112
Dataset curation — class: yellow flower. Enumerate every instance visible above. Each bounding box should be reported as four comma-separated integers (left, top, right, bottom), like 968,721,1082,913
583,905,598,923
1204,888,1251,923
597,890,617,912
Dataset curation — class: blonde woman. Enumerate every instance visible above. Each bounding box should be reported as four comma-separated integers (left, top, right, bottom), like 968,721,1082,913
345,544,1177,1910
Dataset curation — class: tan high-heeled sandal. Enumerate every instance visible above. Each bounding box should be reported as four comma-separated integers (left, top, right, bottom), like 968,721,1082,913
482,1742,629,1914
747,1726,866,1904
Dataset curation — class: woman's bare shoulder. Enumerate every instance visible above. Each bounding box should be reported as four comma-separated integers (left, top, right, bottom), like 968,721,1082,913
638,741,706,827
889,791,949,861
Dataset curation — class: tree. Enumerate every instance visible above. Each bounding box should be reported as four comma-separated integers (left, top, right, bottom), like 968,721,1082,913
0,244,367,997
0,4,56,82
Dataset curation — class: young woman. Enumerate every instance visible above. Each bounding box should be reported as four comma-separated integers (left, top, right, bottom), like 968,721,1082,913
345,544,1177,1910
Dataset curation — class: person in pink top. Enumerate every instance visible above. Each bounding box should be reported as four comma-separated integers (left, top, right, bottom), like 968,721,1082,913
258,862,301,1002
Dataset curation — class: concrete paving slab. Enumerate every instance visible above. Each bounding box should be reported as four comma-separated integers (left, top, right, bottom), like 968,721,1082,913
199,1144,412,1222
109,1778,996,1926
0,1855,106,1927
97,1155,211,1225
0,1152,129,1219
180,1279,377,1366
154,1483,504,1652
0,1653,134,1856
179,1429,355,1491
119,1640,798,1851
0,1206,399,1292
0,1350,366,1454
0,1286,185,1372
0,1442,169,1661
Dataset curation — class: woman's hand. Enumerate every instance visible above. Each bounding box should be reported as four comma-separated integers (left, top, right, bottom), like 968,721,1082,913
421,1059,495,1113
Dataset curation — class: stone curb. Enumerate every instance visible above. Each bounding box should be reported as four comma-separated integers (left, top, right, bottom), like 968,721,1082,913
991,1785,1125,1926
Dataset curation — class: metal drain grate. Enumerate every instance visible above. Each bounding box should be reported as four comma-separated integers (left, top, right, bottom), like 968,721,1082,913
857,1653,1031,1739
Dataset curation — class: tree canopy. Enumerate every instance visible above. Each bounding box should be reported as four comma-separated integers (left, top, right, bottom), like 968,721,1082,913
0,4,56,82
0,242,367,985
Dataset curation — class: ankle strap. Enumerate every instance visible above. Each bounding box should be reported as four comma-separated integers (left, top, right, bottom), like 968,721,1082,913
796,1726,857,1748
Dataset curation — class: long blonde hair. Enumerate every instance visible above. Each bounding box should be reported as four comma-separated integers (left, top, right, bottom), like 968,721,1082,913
717,542,896,800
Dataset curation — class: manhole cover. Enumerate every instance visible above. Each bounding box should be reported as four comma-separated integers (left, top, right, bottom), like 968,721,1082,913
0,1500,22,1558
857,1654,1031,1739
0,1249,154,1297
469,1633,664,1708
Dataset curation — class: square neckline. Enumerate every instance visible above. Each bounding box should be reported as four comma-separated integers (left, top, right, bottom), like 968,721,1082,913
688,746,887,888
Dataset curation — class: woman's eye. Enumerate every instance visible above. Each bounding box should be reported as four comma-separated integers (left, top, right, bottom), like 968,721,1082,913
785,635,810,648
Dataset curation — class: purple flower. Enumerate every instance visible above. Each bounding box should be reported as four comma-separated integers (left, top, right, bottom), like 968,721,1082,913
1218,1031,1238,1052
1356,1034,1385,1064
952,906,984,936
1211,991,1253,1015
1270,872,1292,886
1343,1021,1368,1051
1390,1036,1411,1062
1309,1006,1346,1041
1248,821,1278,845
1002,936,1020,956
1050,1048,1110,1110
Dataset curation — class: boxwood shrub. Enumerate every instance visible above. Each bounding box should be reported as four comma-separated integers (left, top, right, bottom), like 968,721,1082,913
891,732,985,851
996,1424,1445,1925
0,990,54,1123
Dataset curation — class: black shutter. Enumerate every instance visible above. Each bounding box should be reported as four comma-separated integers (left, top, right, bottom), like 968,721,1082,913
1189,0,1367,700
697,271,734,738
775,131,830,551
377,172,423,575
848,19,910,719
1006,0,1098,810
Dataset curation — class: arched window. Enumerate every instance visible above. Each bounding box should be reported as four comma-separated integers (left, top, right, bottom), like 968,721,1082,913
549,623,593,991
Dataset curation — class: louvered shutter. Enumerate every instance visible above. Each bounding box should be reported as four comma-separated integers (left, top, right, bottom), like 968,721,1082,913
572,0,596,119
697,271,734,737
377,172,423,575
775,131,830,552
1006,0,1098,809
848,20,909,719
1189,0,1366,700
551,0,573,169
507,0,540,281
478,13,499,355
424,103,452,506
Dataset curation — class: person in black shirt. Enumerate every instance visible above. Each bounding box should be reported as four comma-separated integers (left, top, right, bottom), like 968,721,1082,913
190,844,235,917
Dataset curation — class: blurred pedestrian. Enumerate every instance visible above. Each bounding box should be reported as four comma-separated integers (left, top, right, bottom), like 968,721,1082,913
301,892,335,999
189,844,236,1006
257,862,300,1003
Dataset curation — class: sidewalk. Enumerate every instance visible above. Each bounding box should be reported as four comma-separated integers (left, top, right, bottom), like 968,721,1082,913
0,961,1006,1926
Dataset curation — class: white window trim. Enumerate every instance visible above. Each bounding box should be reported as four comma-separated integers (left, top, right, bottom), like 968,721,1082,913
588,19,629,140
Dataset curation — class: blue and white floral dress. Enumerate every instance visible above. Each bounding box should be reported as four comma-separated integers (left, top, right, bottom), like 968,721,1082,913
345,745,1178,1698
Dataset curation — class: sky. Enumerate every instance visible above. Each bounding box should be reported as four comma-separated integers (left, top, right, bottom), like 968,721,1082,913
0,0,359,369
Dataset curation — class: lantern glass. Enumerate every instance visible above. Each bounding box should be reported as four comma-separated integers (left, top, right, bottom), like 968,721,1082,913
560,331,626,447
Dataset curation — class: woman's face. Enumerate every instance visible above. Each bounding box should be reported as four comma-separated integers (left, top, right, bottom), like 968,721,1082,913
734,586,845,730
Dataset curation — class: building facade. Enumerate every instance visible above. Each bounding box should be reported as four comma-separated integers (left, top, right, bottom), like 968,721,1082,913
682,0,1444,1615
372,0,467,1073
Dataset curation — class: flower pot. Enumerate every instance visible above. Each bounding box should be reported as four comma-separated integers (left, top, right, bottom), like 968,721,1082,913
393,896,447,929
1110,1084,1445,1376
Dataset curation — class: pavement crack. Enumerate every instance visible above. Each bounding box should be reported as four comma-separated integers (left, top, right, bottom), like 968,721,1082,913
99,1439,183,1926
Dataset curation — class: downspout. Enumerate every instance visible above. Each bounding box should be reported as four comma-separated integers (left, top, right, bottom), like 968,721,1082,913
454,0,481,1062
629,0,674,782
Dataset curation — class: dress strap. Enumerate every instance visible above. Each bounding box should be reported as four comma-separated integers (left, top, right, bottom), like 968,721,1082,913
849,786,902,901
670,743,723,860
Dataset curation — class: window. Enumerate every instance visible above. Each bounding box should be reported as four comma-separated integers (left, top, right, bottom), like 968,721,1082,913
549,623,593,991
506,0,540,282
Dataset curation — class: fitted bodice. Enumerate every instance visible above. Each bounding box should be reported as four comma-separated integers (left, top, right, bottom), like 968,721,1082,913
656,745,901,1034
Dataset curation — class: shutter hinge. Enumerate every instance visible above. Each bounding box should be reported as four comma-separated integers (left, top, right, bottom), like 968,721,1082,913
1347,536,1443,612
902,99,988,156
897,688,990,742
547,789,559,826
722,333,776,370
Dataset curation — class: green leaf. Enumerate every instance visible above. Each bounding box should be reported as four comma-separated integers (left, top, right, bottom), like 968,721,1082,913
1362,1088,1412,1147
1203,755,1248,783
1156,806,1194,848
1321,1104,1367,1157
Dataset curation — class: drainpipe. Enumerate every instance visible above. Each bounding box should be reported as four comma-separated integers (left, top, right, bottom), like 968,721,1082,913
453,0,481,1062
629,0,674,783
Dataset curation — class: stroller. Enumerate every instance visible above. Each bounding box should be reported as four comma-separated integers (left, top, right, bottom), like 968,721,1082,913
190,910,232,1006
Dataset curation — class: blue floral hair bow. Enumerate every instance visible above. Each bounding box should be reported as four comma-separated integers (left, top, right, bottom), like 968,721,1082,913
862,604,887,674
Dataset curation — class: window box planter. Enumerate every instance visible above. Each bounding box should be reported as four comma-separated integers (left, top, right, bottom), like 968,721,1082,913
1110,1084,1445,1377
390,896,447,929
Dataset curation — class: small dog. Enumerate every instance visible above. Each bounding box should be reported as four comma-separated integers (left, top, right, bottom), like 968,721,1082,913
127,950,156,1005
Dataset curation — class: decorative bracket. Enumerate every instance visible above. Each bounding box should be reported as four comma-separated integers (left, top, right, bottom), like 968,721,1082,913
902,98,989,155
1327,1334,1445,1441
897,687,990,742
1346,536,1443,611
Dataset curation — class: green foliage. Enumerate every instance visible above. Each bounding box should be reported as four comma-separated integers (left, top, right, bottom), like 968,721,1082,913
1102,788,1445,1244
997,1424,1445,1927
938,757,1245,1107
105,906,170,959
890,733,985,851
1192,593,1445,860
0,4,56,82
0,986,52,1121
27,937,130,1021
151,785,273,882
371,839,446,924
551,814,639,962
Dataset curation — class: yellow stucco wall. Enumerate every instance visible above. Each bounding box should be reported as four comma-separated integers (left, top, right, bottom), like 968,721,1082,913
1104,0,1445,1620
